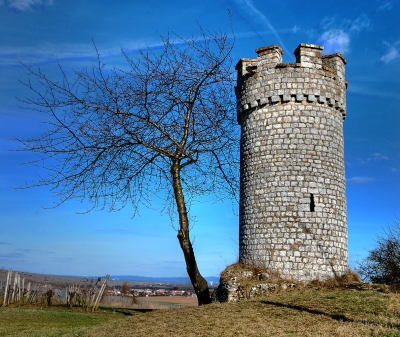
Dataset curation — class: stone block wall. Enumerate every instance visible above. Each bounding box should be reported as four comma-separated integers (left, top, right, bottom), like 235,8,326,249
236,43,348,282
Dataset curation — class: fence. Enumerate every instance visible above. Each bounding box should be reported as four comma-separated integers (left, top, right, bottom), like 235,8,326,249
1,269,194,311
0,269,109,312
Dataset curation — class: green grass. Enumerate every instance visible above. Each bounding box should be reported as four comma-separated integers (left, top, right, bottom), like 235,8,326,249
2,288,400,336
0,305,126,337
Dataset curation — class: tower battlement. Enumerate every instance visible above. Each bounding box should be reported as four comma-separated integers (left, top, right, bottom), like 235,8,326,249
235,43,347,123
236,43,348,282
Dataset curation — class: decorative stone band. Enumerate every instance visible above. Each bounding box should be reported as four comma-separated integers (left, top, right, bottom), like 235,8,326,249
237,93,346,121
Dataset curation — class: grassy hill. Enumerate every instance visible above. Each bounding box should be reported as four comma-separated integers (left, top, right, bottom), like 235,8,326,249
1,287,400,336
83,287,400,337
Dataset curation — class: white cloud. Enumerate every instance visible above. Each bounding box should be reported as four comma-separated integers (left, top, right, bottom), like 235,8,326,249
316,14,370,54
7,0,53,11
380,46,400,63
347,176,376,184
317,29,350,54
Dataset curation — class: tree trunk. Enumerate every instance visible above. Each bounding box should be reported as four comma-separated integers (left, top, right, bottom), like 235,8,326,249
171,161,211,305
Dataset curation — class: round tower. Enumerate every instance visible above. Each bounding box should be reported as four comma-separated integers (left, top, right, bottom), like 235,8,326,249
236,43,348,282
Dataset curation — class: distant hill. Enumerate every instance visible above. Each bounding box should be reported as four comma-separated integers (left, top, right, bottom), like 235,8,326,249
109,275,220,284
0,269,220,285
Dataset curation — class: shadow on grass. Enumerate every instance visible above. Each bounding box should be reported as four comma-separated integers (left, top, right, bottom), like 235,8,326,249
261,300,400,330
116,308,154,316
99,307,154,316
262,300,352,322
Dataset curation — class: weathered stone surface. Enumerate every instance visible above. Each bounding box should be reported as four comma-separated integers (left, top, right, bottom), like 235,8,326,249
235,43,348,282
212,265,296,303
212,279,281,303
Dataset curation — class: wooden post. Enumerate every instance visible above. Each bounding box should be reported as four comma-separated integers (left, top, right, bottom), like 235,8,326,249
92,274,109,312
21,278,25,304
16,273,21,303
3,269,12,307
68,284,79,308
11,272,19,304
88,277,101,309
26,282,31,303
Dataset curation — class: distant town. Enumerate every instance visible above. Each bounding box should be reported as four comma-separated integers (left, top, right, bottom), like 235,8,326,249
107,287,196,297
106,280,218,298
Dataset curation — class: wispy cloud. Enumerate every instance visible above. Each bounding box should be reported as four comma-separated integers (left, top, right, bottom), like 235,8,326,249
347,176,376,184
0,28,220,68
316,14,370,54
347,83,400,100
0,252,26,259
233,0,288,53
348,153,391,167
368,153,389,161
0,44,92,67
350,14,371,32
0,38,167,67
380,41,400,64
0,242,10,245
113,228,136,234
52,257,76,263
15,248,56,254
7,0,53,11
377,1,392,11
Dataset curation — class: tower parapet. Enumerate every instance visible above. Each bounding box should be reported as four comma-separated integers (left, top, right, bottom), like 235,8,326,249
236,43,347,121
236,43,348,282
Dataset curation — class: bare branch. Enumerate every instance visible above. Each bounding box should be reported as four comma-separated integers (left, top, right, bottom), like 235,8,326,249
17,25,239,305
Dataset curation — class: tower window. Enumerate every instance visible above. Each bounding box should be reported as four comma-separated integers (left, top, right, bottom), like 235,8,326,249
310,193,315,212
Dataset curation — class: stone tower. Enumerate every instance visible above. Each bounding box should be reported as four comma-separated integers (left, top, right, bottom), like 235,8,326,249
236,43,348,282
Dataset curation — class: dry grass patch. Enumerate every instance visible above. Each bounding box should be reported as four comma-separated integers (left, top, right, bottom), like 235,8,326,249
83,288,400,337
138,296,198,307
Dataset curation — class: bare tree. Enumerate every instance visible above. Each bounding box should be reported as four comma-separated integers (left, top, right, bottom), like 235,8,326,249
17,29,238,305
121,282,130,296
358,217,400,290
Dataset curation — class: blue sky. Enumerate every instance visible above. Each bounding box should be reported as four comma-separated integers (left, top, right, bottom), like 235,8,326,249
0,0,399,278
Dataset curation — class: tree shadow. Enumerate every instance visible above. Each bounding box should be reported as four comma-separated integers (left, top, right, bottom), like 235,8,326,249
261,300,352,322
261,300,400,329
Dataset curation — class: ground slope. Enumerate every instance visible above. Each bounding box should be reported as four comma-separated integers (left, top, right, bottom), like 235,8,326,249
83,288,400,337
